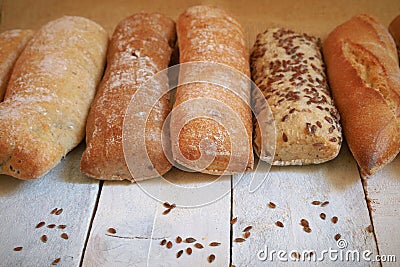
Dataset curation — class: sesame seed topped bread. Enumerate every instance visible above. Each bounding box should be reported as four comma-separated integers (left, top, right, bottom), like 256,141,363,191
0,29,33,101
80,13,176,181
323,14,400,176
0,16,108,180
251,28,342,165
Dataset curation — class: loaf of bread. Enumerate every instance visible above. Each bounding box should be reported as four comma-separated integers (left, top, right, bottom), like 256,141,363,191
251,28,342,165
80,13,176,181
0,29,33,101
323,14,400,176
171,5,253,175
0,16,108,180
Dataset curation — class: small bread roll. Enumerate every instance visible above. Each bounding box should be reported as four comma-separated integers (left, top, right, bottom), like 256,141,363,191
0,29,33,100
171,6,253,175
80,13,176,181
251,28,342,165
0,16,108,180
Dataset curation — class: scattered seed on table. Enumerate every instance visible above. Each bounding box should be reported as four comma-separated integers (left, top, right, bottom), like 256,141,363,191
13,247,23,251
311,201,321,205
160,239,167,246
275,221,284,228
176,236,182,243
47,224,56,229
186,247,192,255
320,213,326,220
209,242,221,247
243,226,252,232
366,225,373,233
50,208,58,215
230,217,237,225
244,231,251,239
194,243,204,249
55,209,63,215
107,228,116,234
300,219,309,227
208,254,216,263
268,202,276,209
321,201,329,207
170,204,176,209
331,216,338,224
162,208,172,215
185,237,196,243
41,235,47,243
234,238,245,243
58,225,66,229
51,258,61,266
166,241,173,249
292,251,300,259
303,227,312,233
176,250,183,258
61,233,68,240
334,234,341,241
163,202,171,208
36,222,45,228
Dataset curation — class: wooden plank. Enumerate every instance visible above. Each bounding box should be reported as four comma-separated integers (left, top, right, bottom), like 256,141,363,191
365,156,400,266
83,168,231,266
0,144,100,267
232,145,378,266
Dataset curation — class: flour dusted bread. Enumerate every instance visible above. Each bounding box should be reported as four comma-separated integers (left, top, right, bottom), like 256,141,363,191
171,5,253,175
0,29,33,101
323,14,400,176
80,13,175,181
0,16,108,180
251,29,342,165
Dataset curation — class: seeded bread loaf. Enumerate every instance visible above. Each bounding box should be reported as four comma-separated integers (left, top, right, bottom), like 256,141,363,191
0,16,108,180
251,28,342,165
0,29,33,101
171,5,253,175
80,13,176,181
323,14,400,176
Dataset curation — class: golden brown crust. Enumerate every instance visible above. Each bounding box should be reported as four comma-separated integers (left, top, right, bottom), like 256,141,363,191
80,13,176,181
0,29,33,101
0,16,108,180
171,6,253,175
323,14,400,176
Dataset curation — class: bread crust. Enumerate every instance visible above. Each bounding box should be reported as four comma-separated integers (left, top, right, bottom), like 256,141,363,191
323,14,400,176
0,16,108,180
0,29,33,101
171,6,253,175
80,13,176,181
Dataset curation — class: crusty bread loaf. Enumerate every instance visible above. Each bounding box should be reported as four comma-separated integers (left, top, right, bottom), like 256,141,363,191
80,13,176,181
0,29,33,101
0,16,108,180
171,5,253,175
251,28,342,165
323,14,400,176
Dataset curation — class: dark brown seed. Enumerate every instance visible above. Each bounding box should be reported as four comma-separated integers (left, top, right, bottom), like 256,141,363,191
176,250,183,258
292,251,301,259
160,239,167,246
275,221,284,228
300,219,309,227
186,247,192,255
50,208,58,214
194,243,204,249
162,208,172,215
41,235,47,243
321,201,329,207
208,254,216,263
176,236,182,243
303,227,312,233
282,132,288,142
334,234,341,241
61,233,68,240
170,204,176,209
366,225,373,233
244,231,251,239
185,237,196,243
320,213,326,220
58,225,67,229
209,242,221,247
47,224,56,229
234,238,246,243
281,115,289,122
163,202,171,208
36,222,45,228
268,202,276,209
166,241,173,249
243,226,253,232
230,217,237,225
107,228,116,234
331,216,338,224
311,201,321,205
13,247,23,251
51,258,61,266
55,209,63,215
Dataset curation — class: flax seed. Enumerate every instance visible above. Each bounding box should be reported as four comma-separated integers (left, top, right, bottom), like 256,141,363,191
209,242,221,247
177,250,183,258
186,247,192,255
107,228,116,234
36,222,45,228
243,226,253,232
61,233,68,240
268,202,276,209
208,254,216,263
13,247,23,251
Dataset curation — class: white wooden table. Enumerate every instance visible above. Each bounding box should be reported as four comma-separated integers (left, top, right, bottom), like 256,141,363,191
0,0,399,266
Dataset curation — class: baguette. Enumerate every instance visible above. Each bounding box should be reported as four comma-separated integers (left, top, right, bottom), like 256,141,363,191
0,16,108,180
251,28,342,165
323,14,400,176
171,5,253,175
80,13,176,181
0,29,33,101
